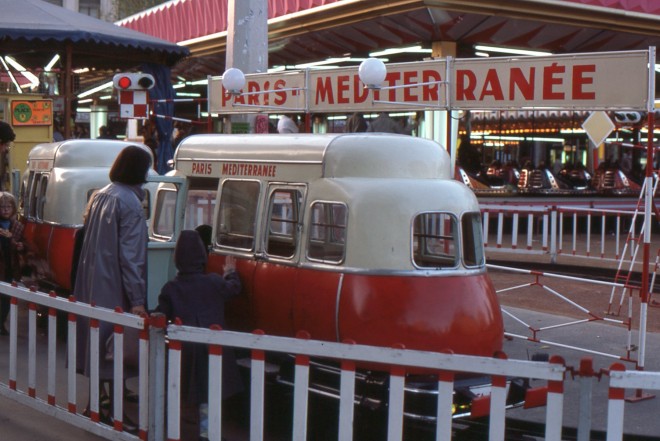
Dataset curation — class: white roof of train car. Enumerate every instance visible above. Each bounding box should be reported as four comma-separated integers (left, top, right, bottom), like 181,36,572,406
25,140,154,226
174,133,451,180
28,139,152,170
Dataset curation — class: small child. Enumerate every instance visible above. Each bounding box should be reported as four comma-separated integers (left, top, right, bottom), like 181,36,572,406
0,192,25,335
155,230,242,441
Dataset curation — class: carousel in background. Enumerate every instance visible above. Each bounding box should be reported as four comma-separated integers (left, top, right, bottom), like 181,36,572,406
455,109,651,197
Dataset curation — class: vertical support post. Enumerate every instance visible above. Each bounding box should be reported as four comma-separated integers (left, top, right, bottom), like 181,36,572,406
496,211,504,248
28,302,36,398
542,211,549,252
436,370,454,441
8,296,17,390
148,313,167,441
88,316,99,422
250,330,266,441
67,295,78,415
526,212,533,250
47,292,57,406
208,325,224,441
292,333,311,441
112,320,125,431
511,212,519,249
489,352,508,441
545,356,566,441
387,363,405,441
606,364,626,441
167,334,182,441
482,211,490,248
338,340,356,441
634,47,656,401
138,318,150,440
550,207,558,263
576,358,594,441
226,0,268,133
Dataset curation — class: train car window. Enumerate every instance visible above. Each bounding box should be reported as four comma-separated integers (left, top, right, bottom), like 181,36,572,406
20,171,35,218
412,212,458,269
184,178,218,231
152,189,177,238
265,188,302,258
461,212,485,268
35,176,48,220
307,202,347,263
28,173,47,220
217,180,260,250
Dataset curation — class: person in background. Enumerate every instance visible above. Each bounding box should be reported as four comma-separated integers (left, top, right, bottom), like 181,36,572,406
53,121,64,142
0,122,15,192
155,230,242,441
98,125,116,139
74,145,152,428
0,192,25,336
277,114,299,133
366,112,405,134
345,112,368,132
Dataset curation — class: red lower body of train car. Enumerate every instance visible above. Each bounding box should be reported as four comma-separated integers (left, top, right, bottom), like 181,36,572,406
210,254,504,359
23,221,77,293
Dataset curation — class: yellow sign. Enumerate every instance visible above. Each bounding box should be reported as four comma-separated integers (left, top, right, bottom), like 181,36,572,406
11,100,53,126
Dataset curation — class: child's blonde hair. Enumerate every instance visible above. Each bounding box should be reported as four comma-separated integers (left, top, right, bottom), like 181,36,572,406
0,192,17,216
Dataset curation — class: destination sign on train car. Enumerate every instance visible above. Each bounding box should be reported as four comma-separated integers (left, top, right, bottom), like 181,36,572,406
208,49,651,113
178,159,322,181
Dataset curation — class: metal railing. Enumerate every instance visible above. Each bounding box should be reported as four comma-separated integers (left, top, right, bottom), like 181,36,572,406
0,281,659,440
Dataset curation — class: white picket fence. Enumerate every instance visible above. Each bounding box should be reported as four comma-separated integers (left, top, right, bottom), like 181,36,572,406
480,202,655,269
0,281,658,441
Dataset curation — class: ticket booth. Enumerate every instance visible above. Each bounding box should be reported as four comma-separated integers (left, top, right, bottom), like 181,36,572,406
0,95,53,194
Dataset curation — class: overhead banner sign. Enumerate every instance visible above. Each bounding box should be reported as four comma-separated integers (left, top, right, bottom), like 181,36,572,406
451,51,650,110
208,50,651,114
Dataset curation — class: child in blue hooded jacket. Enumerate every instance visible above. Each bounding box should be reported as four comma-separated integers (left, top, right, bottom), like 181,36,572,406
156,229,242,441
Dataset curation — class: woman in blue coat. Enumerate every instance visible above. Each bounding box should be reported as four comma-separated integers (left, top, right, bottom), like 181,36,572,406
156,230,242,441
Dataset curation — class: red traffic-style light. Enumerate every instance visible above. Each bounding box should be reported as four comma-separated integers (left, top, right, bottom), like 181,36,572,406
112,73,155,90
116,76,132,89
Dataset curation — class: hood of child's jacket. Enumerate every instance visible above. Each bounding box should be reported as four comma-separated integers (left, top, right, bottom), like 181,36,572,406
174,230,207,274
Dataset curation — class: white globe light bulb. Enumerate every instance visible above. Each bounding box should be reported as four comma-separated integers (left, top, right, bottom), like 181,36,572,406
222,68,246,93
358,58,387,89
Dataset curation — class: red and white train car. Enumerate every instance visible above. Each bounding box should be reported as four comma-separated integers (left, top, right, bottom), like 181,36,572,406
152,133,510,418
19,139,173,301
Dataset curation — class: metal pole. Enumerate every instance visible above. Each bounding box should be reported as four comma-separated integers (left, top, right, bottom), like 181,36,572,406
226,0,268,133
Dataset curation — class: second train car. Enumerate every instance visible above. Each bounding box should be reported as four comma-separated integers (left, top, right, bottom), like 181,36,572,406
152,133,516,419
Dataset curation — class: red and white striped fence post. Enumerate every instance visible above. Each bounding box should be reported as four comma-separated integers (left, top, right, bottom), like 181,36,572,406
27,300,37,398
8,292,18,391
292,330,311,441
148,313,168,441
338,339,356,441
606,363,627,441
545,355,566,441
47,291,57,406
167,318,183,441
69,295,81,416
208,324,224,441
137,314,149,440
250,329,266,441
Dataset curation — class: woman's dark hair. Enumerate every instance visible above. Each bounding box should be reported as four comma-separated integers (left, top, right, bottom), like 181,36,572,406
0,121,16,144
109,145,152,185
